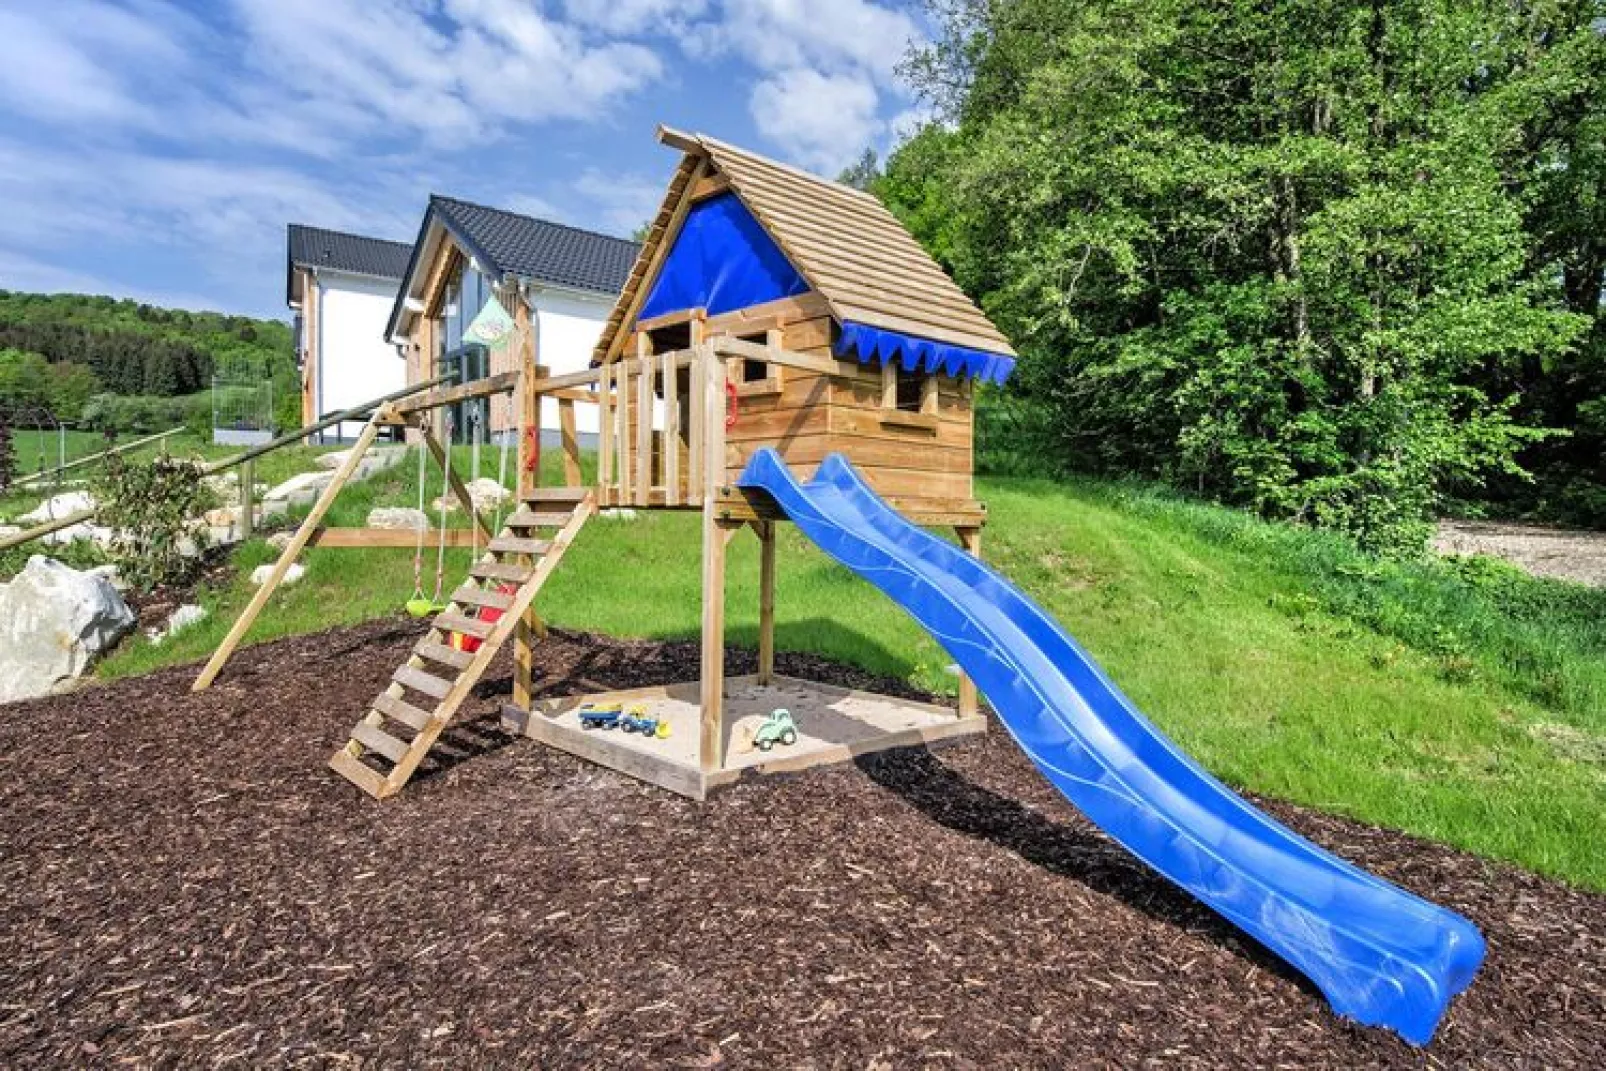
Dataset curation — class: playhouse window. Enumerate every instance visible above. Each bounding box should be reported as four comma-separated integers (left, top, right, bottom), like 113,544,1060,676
894,368,925,412
742,358,769,383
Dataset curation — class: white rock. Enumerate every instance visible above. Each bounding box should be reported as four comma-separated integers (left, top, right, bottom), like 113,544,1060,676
432,477,512,514
0,524,21,539
251,562,305,587
19,490,96,524
599,508,638,521
367,507,430,531
0,556,135,703
267,532,293,551
148,602,208,645
315,449,350,471
263,471,333,502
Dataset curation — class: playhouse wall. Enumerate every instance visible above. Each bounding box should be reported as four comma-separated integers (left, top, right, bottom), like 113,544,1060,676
720,312,974,503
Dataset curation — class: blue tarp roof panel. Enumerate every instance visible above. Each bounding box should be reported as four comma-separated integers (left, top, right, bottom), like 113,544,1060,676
639,192,809,321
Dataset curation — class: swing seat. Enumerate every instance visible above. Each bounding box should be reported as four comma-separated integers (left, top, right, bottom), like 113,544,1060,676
406,596,447,618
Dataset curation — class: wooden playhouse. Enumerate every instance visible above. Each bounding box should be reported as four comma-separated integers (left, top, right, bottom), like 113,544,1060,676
197,127,1021,800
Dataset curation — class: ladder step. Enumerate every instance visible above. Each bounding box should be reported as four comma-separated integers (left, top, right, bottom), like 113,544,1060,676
470,560,534,584
435,611,494,640
393,663,454,700
488,536,552,556
329,748,390,798
506,509,575,530
373,690,433,731
451,585,513,611
523,486,588,502
414,640,473,672
350,721,410,764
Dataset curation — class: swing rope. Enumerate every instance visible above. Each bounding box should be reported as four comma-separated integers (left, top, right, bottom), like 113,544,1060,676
431,412,453,606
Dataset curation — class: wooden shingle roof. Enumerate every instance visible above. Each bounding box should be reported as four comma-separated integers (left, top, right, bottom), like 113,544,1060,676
594,129,1015,363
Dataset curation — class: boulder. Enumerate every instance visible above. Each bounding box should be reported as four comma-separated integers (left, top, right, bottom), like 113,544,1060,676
315,449,350,471
263,471,333,503
0,556,136,703
267,532,293,551
251,562,306,587
433,478,511,514
148,603,208,645
367,507,429,531
87,564,128,592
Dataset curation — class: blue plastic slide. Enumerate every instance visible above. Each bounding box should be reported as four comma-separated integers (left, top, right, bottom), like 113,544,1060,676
737,449,1485,1045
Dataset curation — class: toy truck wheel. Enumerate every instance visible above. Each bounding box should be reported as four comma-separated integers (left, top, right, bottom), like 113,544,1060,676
757,737,773,752
780,729,797,746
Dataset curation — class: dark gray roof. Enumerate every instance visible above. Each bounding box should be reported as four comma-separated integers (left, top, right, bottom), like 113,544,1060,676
430,195,639,296
286,224,411,303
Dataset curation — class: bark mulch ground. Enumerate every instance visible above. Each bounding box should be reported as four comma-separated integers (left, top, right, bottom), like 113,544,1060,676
1,619,1601,1068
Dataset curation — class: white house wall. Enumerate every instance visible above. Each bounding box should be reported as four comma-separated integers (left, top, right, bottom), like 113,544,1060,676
532,289,609,438
317,271,405,441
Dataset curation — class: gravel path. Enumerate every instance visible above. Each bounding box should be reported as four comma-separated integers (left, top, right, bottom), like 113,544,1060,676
1436,520,1606,587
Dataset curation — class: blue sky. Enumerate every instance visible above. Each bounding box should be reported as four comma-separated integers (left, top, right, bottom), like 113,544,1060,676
0,0,933,320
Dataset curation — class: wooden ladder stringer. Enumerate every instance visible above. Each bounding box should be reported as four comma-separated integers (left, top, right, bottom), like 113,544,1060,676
329,489,596,799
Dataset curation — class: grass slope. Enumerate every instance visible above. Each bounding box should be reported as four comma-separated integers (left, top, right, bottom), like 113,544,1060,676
97,452,1606,890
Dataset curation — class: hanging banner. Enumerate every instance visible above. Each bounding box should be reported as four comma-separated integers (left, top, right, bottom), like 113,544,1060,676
463,293,516,348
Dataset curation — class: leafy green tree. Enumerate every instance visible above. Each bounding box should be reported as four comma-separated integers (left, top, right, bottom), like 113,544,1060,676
888,0,1591,552
0,418,14,494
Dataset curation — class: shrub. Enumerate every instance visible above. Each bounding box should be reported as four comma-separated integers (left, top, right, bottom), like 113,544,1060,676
92,453,217,591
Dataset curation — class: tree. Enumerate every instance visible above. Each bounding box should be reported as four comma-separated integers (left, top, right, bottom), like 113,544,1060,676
0,417,14,494
837,148,882,190
888,0,1591,552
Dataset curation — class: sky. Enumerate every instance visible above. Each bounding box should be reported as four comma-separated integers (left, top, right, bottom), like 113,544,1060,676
0,0,935,320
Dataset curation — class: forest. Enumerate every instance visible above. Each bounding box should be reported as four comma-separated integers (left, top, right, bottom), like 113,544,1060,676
0,291,295,431
858,0,1605,552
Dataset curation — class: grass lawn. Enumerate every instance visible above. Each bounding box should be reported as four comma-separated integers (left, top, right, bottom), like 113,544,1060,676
94,449,1606,891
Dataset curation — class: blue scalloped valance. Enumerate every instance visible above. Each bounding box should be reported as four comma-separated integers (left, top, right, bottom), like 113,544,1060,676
833,321,1015,385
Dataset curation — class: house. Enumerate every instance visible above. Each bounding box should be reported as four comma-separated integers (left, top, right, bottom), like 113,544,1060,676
286,224,413,442
386,195,638,443
592,127,1016,509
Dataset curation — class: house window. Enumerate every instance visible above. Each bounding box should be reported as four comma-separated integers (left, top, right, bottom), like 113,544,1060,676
895,367,925,412
880,361,939,426
742,358,770,383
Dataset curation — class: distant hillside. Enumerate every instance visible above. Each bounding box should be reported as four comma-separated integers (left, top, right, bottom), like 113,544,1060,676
0,291,298,430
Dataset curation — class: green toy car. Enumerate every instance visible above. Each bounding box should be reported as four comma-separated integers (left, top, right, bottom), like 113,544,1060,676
753,708,798,751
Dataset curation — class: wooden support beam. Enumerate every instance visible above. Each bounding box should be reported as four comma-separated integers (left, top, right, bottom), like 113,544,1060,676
597,360,613,506
758,519,776,685
634,338,652,508
956,526,982,719
192,419,381,691
422,428,494,543
661,347,680,506
304,526,481,548
699,344,729,773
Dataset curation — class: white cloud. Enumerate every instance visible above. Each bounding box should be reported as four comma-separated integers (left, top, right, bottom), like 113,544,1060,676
561,0,711,36
0,0,188,125
0,250,231,313
683,0,921,84
748,68,884,175
571,168,666,236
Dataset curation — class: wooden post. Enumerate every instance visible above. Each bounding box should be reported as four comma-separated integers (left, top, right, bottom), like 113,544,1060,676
192,417,381,690
956,526,982,718
597,361,613,505
699,344,729,772
634,334,652,507
757,519,776,685
515,299,540,501
513,364,547,710
238,457,254,541
558,398,581,487
615,356,631,505
662,349,680,505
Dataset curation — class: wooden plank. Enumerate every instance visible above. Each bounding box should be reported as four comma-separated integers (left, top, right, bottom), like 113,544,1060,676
192,419,381,691
662,347,680,506
435,611,494,640
516,305,539,501
305,527,481,549
394,664,453,701
451,585,513,611
506,508,574,528
375,690,434,731
689,172,731,201
523,486,589,503
395,371,520,416
956,526,982,720
526,366,605,392
471,560,534,584
328,748,390,799
634,341,652,508
598,356,613,504
422,428,495,542
558,397,581,487
714,487,986,529
351,721,411,764
513,704,707,801
614,358,631,504
413,641,473,673
710,336,850,378
488,535,551,556
637,306,708,333
758,520,776,685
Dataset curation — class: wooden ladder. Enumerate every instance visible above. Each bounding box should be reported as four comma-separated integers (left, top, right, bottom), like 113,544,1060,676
329,487,595,799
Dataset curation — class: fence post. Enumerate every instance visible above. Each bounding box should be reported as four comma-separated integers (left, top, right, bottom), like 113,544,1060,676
239,457,255,541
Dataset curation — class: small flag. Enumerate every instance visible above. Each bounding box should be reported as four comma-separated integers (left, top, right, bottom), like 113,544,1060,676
464,293,516,347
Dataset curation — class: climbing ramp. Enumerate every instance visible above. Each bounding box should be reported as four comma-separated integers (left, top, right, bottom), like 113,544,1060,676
330,487,594,798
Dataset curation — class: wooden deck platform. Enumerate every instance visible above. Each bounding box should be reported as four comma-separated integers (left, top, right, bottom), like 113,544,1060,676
501,674,986,800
